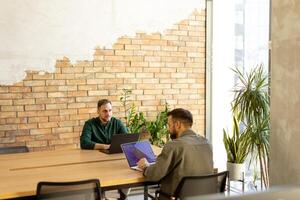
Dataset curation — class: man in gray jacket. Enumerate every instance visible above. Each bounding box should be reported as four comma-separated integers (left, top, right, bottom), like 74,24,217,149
137,108,213,197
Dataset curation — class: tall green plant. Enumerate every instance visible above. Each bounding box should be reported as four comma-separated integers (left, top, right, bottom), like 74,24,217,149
231,65,270,188
120,88,132,126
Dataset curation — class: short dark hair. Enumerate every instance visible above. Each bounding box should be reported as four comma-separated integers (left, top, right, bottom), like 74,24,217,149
167,108,193,127
97,99,112,108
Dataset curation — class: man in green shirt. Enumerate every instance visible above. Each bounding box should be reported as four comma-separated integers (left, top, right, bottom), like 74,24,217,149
80,99,128,150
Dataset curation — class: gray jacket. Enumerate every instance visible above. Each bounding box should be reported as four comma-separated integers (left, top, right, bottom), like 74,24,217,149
144,129,213,195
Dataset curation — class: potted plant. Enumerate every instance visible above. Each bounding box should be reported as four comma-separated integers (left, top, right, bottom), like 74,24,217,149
120,89,169,145
223,113,250,180
145,103,170,147
231,65,270,188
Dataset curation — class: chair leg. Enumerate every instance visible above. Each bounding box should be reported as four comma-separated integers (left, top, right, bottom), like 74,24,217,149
118,189,128,200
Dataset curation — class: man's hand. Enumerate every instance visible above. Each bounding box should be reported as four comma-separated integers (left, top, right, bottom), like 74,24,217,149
137,158,150,170
94,143,110,150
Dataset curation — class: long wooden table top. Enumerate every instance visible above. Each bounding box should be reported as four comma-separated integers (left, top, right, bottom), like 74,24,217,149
0,146,161,199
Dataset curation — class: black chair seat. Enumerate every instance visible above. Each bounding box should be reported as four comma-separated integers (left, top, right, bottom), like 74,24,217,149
0,146,29,154
36,179,101,200
155,171,229,200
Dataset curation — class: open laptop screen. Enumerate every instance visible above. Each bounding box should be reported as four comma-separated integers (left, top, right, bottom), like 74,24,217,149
99,133,139,154
121,140,156,167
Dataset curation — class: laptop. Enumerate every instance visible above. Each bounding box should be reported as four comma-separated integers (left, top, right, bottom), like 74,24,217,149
121,140,156,171
99,133,139,154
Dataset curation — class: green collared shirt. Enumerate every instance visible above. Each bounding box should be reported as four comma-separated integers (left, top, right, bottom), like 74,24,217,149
80,117,128,149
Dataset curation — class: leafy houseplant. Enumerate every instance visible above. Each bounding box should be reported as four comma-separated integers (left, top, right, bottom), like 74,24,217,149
119,89,170,146
223,114,250,164
223,113,250,180
146,103,170,147
120,89,146,134
231,65,270,188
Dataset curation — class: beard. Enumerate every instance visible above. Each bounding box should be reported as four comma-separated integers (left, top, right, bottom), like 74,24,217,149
100,116,111,124
169,131,178,140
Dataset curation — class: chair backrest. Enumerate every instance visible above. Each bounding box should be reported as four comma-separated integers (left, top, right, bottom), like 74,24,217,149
36,179,101,200
174,171,229,200
0,146,29,154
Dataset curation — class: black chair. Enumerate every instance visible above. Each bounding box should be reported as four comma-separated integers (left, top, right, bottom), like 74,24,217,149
0,146,29,154
155,171,229,200
36,179,101,200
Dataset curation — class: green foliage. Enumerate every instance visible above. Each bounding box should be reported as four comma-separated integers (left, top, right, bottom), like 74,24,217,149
231,65,270,187
120,88,132,126
223,114,250,164
127,104,147,134
146,103,170,147
119,89,169,145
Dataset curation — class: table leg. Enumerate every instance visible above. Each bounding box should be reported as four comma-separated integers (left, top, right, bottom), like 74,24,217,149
144,185,149,200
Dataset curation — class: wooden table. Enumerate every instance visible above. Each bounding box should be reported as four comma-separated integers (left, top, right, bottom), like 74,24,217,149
0,147,161,199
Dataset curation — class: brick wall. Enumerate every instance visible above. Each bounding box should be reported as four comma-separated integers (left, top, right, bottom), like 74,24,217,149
0,10,206,151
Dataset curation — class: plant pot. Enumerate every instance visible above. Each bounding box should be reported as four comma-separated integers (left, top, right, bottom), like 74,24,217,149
227,162,245,181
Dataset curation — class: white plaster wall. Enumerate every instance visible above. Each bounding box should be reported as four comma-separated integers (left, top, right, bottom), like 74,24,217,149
0,0,204,85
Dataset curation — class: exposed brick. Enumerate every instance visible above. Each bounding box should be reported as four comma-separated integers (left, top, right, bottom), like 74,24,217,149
0,93,22,99
24,80,45,87
32,73,54,80
33,86,59,92
141,45,161,51
6,117,27,124
54,74,75,80
23,92,47,99
76,96,99,103
88,91,109,96
78,85,97,91
37,110,59,117
28,116,48,123
48,92,67,98
0,124,18,131
25,104,45,111
59,132,80,139
46,104,67,110
62,67,83,74
0,112,16,118
38,122,59,128
70,114,90,120
59,120,79,127
68,91,87,97
58,85,77,91
1,105,24,112
9,86,31,93
0,100,13,105
18,123,38,130
0,136,16,143
49,115,70,122
125,44,140,50
26,140,48,147
78,107,97,114
52,127,73,134
66,79,86,85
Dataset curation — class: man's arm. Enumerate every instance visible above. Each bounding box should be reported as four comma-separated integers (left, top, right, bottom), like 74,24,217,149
80,121,112,150
142,144,178,182
117,118,129,134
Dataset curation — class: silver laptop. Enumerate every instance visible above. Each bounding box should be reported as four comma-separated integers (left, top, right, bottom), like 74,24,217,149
99,133,139,154
121,140,156,171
